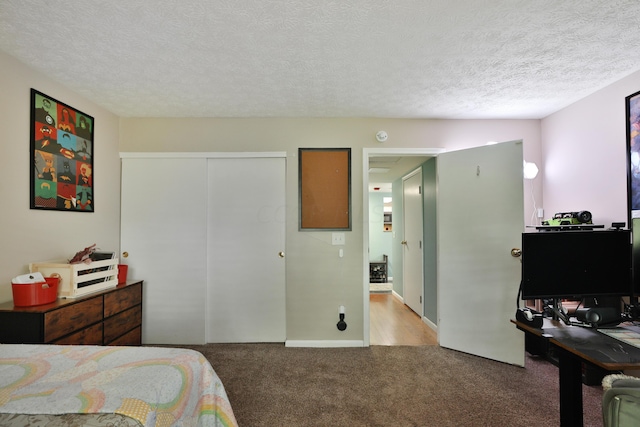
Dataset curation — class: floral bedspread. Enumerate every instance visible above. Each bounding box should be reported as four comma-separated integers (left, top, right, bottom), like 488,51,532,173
0,344,238,427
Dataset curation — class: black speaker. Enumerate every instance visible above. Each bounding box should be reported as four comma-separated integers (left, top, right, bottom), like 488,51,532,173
516,308,543,328
575,307,621,327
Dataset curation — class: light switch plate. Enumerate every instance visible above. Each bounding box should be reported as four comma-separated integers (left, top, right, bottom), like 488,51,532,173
332,232,345,245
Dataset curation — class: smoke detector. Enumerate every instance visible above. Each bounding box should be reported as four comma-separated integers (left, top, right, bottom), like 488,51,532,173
375,131,388,142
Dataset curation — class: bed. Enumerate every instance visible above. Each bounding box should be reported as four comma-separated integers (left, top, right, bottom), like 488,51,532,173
0,344,238,427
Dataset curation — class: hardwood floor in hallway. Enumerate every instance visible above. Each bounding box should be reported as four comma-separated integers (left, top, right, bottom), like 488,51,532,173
369,292,437,346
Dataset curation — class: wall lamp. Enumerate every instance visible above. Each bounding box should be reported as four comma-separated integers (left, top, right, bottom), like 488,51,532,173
523,161,539,180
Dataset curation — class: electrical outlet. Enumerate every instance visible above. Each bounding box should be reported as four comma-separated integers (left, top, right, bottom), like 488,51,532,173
337,305,347,331
537,208,544,218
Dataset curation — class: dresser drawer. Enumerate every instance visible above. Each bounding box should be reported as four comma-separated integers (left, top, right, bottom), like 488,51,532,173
104,283,142,318
104,305,142,344
0,280,143,345
108,326,142,346
53,322,103,345
44,297,103,342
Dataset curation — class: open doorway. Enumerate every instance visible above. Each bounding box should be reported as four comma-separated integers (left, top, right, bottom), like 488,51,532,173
368,190,392,293
364,149,442,346
365,142,526,364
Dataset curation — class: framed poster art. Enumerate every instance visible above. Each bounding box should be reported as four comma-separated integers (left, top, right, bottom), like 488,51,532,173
627,89,640,219
626,90,640,297
299,148,351,230
30,89,94,212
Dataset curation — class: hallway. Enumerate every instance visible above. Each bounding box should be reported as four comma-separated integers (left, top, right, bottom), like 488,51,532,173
369,293,437,346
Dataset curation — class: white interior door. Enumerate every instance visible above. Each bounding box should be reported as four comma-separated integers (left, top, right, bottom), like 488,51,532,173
403,168,423,316
437,141,525,366
207,157,286,342
120,157,207,345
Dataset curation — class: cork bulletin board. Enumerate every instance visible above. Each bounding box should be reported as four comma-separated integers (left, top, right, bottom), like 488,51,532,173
299,148,351,230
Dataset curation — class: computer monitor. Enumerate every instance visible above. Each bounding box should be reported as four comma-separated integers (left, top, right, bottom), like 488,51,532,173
521,230,632,300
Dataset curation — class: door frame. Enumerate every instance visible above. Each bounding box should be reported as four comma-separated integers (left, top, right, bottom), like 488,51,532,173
363,148,444,346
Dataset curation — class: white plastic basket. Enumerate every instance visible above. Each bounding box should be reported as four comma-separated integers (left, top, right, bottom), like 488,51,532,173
30,258,119,298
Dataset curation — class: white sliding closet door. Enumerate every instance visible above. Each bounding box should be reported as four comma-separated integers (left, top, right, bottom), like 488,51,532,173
207,157,286,342
121,157,207,344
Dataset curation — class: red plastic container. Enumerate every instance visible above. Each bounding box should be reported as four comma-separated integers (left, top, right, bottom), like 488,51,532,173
117,264,128,285
12,276,59,307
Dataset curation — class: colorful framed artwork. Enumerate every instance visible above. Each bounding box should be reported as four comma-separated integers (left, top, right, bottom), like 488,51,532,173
30,89,94,212
626,90,640,298
627,89,640,219
299,148,351,230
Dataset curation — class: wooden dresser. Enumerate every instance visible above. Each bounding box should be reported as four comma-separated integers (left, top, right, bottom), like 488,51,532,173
0,280,143,345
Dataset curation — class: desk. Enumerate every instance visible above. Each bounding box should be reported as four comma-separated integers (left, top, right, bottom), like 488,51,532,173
513,319,640,427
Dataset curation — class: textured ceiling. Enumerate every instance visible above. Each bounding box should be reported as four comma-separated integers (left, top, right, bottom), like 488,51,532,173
1,1,639,119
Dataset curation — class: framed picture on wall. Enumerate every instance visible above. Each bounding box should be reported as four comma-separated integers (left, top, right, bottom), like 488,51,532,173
30,89,94,212
627,89,640,218
626,89,640,297
299,148,351,230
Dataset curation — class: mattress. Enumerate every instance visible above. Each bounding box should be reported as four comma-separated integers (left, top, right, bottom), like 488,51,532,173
0,344,238,427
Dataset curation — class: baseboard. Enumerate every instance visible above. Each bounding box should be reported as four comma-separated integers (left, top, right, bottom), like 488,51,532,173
392,290,403,301
285,340,365,348
423,316,437,333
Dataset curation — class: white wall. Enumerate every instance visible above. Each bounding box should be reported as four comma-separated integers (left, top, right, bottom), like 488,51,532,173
120,118,541,342
0,49,545,343
0,51,121,303
541,70,640,226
